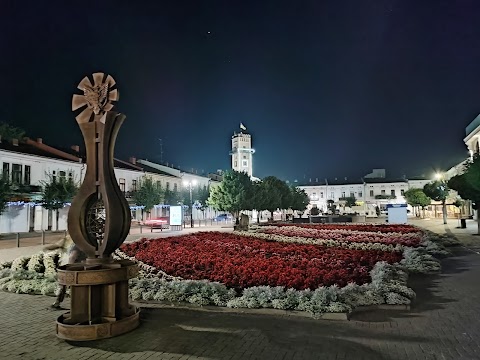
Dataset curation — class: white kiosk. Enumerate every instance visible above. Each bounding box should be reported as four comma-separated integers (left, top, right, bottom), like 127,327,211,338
387,203,408,224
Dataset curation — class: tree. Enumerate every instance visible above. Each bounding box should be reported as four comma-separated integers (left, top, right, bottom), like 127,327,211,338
261,176,291,221
343,196,357,208
448,155,480,234
163,188,181,206
0,122,25,141
41,174,78,230
194,185,210,218
207,170,253,222
132,176,163,220
251,181,269,222
327,199,336,215
403,188,431,218
290,186,310,217
0,173,11,215
424,180,449,224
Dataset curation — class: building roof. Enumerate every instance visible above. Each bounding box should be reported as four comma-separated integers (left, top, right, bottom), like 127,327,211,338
297,178,364,186
363,178,408,184
136,162,179,178
0,140,80,163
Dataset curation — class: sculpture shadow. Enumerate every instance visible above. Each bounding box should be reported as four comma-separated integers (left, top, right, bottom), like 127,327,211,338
66,307,432,359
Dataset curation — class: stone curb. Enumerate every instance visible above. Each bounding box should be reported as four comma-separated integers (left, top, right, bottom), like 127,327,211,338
132,300,410,321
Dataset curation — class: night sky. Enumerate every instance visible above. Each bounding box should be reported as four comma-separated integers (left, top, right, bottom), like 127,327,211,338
2,0,479,182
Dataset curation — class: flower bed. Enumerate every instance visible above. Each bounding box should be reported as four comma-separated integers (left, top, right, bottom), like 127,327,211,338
0,223,451,317
253,225,423,247
267,223,422,234
120,232,402,290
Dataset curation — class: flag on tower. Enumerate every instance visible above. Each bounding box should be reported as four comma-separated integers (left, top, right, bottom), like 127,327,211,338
240,123,247,131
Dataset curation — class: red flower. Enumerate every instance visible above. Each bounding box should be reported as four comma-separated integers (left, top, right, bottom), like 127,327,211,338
121,232,402,290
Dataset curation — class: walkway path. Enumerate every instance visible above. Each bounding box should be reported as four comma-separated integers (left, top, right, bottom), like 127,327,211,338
0,218,480,359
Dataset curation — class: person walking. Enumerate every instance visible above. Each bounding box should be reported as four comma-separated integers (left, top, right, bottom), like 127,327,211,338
43,235,87,309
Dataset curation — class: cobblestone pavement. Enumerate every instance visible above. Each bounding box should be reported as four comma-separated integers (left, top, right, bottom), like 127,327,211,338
1,220,480,359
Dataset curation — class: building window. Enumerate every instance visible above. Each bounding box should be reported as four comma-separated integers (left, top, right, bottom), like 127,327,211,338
68,171,73,181
243,155,246,159
330,192,334,199
311,192,318,201
24,165,31,185
320,192,324,198
156,180,161,188
2,163,9,180
358,191,363,198
119,178,126,192
12,164,22,184
391,190,395,196
234,161,237,167
174,183,178,192
401,189,405,196
59,171,66,180
166,182,170,191
132,179,137,191
242,160,248,167
370,190,374,197
350,192,354,197
341,191,345,197
52,170,56,182
381,190,385,195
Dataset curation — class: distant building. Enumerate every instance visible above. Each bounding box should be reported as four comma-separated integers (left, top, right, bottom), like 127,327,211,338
364,169,386,179
464,113,480,156
298,170,433,216
230,124,255,177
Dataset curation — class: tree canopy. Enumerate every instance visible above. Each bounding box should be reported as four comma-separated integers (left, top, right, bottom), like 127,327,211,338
260,176,292,218
0,122,25,141
424,180,449,224
41,175,77,211
448,155,480,233
41,174,78,230
207,170,253,218
132,176,162,215
403,188,431,216
0,174,11,215
290,186,310,214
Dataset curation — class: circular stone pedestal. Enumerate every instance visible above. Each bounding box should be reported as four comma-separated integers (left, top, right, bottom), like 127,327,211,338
56,259,140,341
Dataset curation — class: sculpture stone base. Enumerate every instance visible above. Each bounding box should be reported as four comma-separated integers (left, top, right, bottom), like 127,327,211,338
56,259,140,341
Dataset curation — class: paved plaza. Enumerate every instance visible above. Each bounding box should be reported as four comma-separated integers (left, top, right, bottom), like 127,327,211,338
1,219,480,359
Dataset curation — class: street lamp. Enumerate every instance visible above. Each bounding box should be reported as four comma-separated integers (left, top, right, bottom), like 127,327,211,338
183,179,197,228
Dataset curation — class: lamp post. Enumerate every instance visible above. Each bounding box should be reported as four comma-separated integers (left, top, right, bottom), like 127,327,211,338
183,179,197,228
